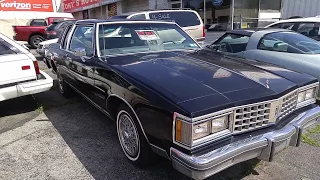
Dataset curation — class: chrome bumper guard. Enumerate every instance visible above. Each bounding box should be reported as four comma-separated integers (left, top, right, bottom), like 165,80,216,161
171,106,320,180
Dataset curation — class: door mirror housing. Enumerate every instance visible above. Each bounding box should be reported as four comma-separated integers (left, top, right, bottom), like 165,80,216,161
73,47,87,57
206,44,219,50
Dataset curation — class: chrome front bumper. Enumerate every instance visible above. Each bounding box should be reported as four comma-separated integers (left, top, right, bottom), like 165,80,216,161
171,106,320,180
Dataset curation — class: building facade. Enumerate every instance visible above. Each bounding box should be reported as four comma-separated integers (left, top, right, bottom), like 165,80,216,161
62,0,169,19
63,0,320,30
281,0,320,19
178,0,282,29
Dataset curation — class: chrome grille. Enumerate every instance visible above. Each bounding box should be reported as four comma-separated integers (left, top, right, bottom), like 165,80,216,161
278,91,298,119
233,103,271,133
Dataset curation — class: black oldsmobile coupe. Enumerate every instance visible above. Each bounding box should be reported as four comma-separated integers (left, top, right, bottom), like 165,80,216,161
54,19,320,179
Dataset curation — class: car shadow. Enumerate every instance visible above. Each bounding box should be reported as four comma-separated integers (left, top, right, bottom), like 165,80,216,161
0,96,38,117
38,80,261,180
0,95,40,134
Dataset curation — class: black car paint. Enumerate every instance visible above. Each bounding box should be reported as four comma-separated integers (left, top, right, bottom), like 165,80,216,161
55,21,317,156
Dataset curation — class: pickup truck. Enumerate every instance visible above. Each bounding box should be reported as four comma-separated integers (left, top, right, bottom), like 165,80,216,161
13,17,74,48
0,33,53,101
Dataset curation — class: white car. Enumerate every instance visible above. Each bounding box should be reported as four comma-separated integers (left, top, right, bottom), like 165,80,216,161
265,17,320,41
110,9,205,41
36,38,58,57
0,33,53,101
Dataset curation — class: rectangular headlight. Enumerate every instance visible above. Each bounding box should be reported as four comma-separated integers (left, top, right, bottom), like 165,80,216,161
174,114,231,147
297,85,318,108
305,88,315,100
297,91,305,103
193,121,210,140
212,116,229,133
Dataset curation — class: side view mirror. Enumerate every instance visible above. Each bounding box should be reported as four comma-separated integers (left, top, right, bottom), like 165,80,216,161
74,47,87,57
206,44,219,50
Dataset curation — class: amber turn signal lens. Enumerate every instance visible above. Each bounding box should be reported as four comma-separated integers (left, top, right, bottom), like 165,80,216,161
176,119,182,142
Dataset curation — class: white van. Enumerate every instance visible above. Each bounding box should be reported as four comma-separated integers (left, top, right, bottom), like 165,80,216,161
110,9,205,41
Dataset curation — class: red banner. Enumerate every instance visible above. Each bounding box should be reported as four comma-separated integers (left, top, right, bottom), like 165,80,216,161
0,0,54,12
63,0,102,12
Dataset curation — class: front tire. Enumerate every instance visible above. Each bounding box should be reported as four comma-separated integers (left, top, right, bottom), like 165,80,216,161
57,70,74,98
116,104,155,166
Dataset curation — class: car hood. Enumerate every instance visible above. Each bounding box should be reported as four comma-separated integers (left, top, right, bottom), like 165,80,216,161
107,50,316,117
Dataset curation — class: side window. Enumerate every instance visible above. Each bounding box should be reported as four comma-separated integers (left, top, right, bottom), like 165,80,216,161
0,40,16,55
60,25,73,49
258,32,320,54
296,22,320,38
130,14,146,20
258,33,293,53
69,26,94,56
214,34,250,53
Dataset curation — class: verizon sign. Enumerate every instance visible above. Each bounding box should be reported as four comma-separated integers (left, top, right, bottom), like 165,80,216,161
0,0,54,12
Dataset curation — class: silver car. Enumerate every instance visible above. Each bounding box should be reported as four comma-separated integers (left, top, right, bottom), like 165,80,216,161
207,28,320,99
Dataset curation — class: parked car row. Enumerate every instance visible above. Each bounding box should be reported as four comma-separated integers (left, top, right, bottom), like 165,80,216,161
29,17,320,180
13,16,74,48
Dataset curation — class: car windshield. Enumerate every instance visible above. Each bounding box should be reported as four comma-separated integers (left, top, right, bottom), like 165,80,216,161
258,32,320,54
98,23,200,56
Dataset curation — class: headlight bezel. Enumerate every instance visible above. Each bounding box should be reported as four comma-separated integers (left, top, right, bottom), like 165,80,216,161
173,111,233,148
296,83,318,108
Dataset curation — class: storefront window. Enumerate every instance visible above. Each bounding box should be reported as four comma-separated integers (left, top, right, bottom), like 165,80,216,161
82,10,89,19
233,0,259,29
179,0,282,30
260,0,281,12
170,0,181,8
182,0,231,28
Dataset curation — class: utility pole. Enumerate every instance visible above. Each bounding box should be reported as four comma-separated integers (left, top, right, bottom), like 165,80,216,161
203,0,206,26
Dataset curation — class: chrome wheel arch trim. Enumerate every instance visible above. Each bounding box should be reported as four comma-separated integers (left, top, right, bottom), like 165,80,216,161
106,94,151,145
107,94,171,159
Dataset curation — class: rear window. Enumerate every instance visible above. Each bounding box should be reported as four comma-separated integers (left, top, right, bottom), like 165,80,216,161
0,37,20,55
30,19,47,26
98,23,199,56
149,11,201,27
46,23,58,31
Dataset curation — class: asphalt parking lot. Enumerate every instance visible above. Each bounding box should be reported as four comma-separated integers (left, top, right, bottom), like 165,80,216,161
1,35,320,180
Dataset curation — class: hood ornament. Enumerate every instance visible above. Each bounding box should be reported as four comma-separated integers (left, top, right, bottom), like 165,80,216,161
265,79,269,89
